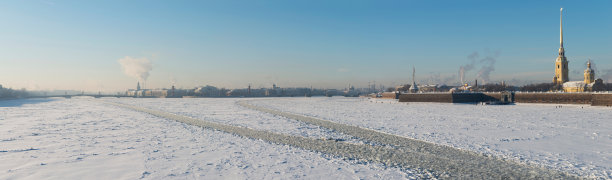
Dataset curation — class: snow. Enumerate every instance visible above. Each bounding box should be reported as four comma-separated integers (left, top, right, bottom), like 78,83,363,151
1,97,609,179
250,97,612,179
0,98,413,179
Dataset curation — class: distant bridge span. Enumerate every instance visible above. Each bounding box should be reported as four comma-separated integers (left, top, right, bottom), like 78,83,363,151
29,94,132,99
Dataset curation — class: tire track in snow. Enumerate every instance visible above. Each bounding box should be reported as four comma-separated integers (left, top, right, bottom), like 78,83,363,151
238,100,579,179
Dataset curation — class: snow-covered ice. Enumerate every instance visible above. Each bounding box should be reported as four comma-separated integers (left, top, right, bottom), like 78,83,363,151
250,97,612,179
0,98,414,179
105,98,358,142
2,97,609,179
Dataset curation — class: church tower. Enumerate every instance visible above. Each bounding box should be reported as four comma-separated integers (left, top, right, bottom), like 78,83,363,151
554,8,569,85
409,66,419,93
584,60,595,84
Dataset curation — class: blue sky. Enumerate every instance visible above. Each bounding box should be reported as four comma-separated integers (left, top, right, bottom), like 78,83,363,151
1,0,611,92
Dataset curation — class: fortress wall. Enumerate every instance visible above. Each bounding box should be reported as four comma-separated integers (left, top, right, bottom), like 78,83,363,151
399,92,610,106
514,93,592,104
400,93,501,103
381,92,398,99
482,92,504,101
451,93,484,103
399,93,453,103
591,94,612,106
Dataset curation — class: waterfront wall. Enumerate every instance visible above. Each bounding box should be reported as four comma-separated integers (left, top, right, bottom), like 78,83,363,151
399,92,612,106
513,93,591,104
380,92,398,99
592,94,612,106
399,93,453,103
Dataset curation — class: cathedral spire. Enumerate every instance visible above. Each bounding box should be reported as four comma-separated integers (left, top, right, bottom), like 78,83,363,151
560,8,563,48
554,8,569,85
559,8,564,55
409,66,419,93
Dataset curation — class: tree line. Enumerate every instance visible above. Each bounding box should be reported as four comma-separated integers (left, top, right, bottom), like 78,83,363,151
0,85,28,99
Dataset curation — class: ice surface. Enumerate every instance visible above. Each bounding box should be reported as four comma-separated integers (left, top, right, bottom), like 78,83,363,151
105,98,356,142
0,98,413,179
250,97,612,179
2,97,608,179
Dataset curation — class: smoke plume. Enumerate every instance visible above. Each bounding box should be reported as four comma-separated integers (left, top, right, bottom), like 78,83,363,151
118,56,152,81
476,56,496,84
459,52,478,84
600,68,612,83
458,50,499,85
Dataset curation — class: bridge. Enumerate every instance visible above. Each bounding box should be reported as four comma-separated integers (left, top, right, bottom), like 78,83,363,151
28,94,132,99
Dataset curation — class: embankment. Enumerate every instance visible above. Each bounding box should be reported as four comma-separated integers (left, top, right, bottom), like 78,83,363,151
399,92,612,106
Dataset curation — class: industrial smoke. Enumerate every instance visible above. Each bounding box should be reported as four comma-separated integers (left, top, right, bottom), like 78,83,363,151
459,52,478,84
118,56,153,82
458,51,499,85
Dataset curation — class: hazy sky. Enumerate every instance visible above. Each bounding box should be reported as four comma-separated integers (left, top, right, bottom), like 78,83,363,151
1,0,611,92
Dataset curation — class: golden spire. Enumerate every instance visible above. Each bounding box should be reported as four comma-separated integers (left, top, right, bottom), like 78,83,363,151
559,8,564,56
560,8,563,48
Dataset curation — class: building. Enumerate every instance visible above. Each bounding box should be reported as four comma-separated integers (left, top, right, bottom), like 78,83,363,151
552,8,604,92
563,60,603,92
126,81,174,97
584,60,595,84
194,85,221,97
408,66,419,93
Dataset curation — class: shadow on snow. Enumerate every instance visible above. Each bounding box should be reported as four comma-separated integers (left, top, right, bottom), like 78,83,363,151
0,98,58,107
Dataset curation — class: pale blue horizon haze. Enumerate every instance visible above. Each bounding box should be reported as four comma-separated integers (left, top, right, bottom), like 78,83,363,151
1,0,611,92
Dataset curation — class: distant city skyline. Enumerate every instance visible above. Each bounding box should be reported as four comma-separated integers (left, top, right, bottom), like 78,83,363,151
1,0,611,92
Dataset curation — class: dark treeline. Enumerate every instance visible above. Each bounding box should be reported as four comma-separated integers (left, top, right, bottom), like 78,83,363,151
0,85,28,99
595,83,612,91
518,83,557,92
480,83,517,92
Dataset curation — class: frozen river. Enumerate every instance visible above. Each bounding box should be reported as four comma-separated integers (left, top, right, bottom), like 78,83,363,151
1,97,610,179
250,97,612,178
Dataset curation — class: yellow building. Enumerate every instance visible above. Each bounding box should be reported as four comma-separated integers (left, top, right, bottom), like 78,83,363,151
584,60,595,84
563,81,590,92
563,60,596,92
552,9,601,92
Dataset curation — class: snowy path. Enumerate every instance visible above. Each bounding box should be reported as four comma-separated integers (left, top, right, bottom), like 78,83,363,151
238,100,575,179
